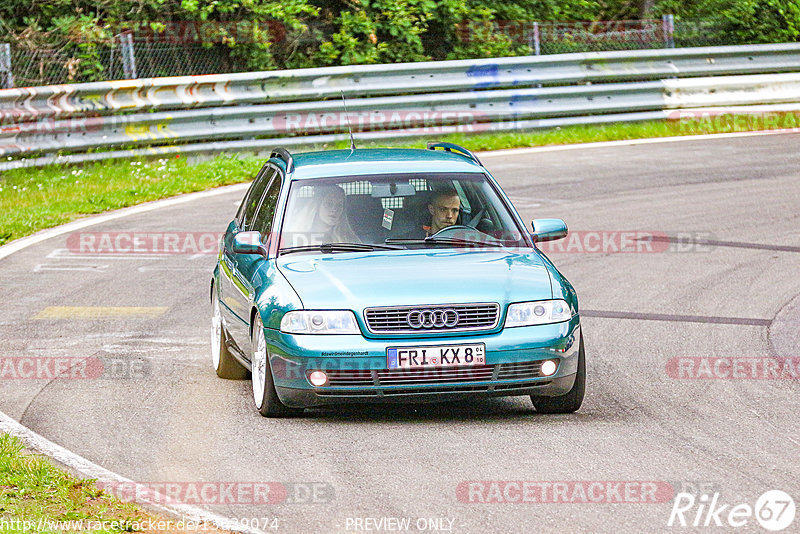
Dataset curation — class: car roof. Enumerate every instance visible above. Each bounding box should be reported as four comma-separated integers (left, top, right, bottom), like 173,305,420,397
280,148,484,180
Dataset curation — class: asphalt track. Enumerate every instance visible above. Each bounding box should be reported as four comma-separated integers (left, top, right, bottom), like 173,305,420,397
1,134,799,533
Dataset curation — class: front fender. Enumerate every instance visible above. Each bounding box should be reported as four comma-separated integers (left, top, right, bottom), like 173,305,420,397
535,250,579,315
210,264,220,303
252,261,304,332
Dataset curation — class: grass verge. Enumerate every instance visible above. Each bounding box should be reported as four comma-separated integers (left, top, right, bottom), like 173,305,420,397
0,117,790,246
0,433,227,533
330,119,694,151
0,155,260,246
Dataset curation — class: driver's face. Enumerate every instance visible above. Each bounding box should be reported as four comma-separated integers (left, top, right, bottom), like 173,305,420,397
428,194,461,233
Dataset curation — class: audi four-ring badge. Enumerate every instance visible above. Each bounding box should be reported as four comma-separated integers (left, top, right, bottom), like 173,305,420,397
406,309,459,329
211,143,584,417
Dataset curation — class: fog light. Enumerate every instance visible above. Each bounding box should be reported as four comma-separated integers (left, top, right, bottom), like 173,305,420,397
309,370,328,387
541,360,557,377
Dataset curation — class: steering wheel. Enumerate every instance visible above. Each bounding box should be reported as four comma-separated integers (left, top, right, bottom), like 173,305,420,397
429,224,479,238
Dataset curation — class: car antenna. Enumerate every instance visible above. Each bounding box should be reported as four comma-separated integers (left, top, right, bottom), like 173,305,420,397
340,91,356,151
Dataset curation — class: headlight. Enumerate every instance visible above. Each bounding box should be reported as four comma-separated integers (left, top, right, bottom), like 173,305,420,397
505,299,572,327
280,310,360,334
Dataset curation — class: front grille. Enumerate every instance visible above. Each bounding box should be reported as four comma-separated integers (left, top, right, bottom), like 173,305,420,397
317,389,379,397
383,385,489,396
326,369,373,387
377,365,494,385
364,303,500,334
497,361,545,380
494,381,551,391
316,361,548,390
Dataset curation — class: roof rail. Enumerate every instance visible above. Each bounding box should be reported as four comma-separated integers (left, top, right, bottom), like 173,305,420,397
270,147,294,172
427,142,482,167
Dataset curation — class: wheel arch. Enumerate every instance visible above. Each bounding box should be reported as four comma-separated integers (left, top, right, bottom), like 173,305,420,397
249,306,260,338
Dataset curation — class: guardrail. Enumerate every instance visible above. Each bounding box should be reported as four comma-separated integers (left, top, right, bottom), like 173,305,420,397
1,43,800,171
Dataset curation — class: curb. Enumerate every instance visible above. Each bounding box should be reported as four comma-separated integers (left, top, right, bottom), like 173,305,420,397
0,182,261,533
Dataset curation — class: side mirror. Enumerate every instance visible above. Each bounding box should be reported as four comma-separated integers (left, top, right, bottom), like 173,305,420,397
531,219,568,243
232,231,266,255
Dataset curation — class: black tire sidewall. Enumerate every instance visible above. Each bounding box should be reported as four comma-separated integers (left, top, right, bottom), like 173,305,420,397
531,332,585,413
252,313,297,417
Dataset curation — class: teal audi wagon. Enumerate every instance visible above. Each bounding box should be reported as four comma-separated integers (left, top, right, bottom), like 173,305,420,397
211,143,584,417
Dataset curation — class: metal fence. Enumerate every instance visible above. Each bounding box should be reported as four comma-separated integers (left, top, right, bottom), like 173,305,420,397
1,33,247,88
503,18,674,55
0,16,771,88
6,40,118,88
1,43,800,171
0,43,12,89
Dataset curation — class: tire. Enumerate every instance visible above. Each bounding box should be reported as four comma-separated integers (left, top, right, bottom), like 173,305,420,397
530,334,585,414
251,313,303,418
211,290,248,379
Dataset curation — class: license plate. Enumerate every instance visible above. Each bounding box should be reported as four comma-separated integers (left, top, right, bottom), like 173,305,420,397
387,344,486,369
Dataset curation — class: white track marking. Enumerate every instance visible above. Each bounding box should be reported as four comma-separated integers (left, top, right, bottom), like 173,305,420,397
0,183,249,262
0,412,266,534
137,265,211,272
46,248,171,260
33,264,109,272
478,128,800,158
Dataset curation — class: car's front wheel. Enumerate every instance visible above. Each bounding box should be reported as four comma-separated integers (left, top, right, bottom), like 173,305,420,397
251,313,302,418
530,334,585,414
211,290,248,379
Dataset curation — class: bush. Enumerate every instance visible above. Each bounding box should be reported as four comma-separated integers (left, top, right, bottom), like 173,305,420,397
0,0,798,83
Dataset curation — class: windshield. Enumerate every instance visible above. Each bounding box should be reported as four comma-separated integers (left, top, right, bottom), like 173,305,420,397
279,173,529,253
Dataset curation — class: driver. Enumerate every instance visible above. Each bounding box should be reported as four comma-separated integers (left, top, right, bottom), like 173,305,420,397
423,190,461,236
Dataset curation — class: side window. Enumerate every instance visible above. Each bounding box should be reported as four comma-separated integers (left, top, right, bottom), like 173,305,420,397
241,168,276,230
253,172,282,239
452,180,472,213
236,166,271,226
236,166,265,225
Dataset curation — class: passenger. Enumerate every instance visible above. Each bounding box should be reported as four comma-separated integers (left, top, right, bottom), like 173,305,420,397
302,185,359,244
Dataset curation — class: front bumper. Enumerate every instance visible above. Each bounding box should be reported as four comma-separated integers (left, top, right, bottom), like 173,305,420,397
266,316,581,408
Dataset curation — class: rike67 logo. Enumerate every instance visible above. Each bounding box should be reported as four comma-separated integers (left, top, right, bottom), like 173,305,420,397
669,490,795,531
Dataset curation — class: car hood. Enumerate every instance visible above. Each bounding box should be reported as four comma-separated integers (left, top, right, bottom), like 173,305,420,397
276,248,553,310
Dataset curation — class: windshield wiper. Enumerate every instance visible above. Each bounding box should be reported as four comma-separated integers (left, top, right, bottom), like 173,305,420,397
279,242,404,255
385,236,506,248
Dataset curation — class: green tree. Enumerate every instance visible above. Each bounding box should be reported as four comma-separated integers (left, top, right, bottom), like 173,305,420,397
656,0,800,44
